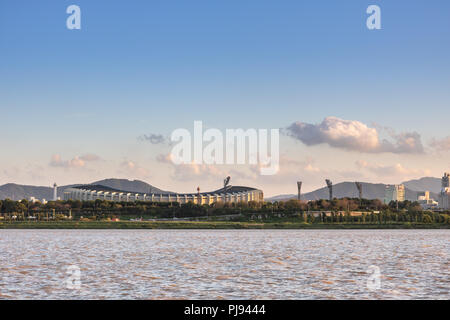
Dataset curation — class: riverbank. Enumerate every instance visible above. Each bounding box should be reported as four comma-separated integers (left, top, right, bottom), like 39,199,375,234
0,221,448,229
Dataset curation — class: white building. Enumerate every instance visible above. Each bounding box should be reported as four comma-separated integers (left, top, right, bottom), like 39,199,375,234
417,191,430,201
63,185,264,205
384,184,405,204
417,191,438,210
418,199,439,210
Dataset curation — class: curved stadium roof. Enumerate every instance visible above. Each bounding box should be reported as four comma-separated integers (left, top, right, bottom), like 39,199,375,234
72,185,259,196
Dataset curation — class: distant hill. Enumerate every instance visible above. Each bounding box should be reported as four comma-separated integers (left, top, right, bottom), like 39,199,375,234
401,177,442,194
0,183,55,201
266,180,441,202
267,182,386,202
90,179,173,194
267,194,299,202
0,179,174,201
1,177,444,202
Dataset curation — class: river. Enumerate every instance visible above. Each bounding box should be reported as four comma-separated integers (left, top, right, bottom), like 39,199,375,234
0,230,448,299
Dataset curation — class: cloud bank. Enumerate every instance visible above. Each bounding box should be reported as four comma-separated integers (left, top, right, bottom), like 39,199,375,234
356,160,431,177
138,134,167,145
286,117,423,154
119,160,151,178
49,154,100,169
430,136,450,152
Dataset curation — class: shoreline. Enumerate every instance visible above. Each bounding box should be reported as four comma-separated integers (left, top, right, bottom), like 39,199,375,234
0,221,449,229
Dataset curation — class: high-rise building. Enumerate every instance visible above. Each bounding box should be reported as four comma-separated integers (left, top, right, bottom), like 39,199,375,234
439,173,450,210
397,184,406,201
384,184,405,204
442,173,450,189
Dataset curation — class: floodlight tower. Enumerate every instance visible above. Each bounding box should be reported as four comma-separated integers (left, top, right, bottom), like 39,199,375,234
355,182,363,205
224,176,231,189
325,179,333,201
223,176,231,203
53,183,58,201
297,181,302,201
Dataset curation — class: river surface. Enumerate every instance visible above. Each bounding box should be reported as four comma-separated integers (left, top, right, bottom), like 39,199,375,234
0,230,448,299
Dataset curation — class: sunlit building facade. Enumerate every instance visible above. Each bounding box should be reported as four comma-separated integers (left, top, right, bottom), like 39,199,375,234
384,184,405,204
63,185,263,205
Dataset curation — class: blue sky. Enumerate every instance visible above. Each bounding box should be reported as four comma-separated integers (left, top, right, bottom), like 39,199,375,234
1,1,450,196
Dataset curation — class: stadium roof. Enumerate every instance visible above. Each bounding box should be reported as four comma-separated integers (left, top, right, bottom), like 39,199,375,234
71,185,259,196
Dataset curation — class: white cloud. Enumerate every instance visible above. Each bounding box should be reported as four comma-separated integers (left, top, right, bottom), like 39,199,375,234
381,132,423,154
156,153,226,181
119,160,151,178
356,160,431,177
286,116,423,154
430,136,450,152
50,154,85,168
79,154,101,162
49,154,100,169
156,153,173,164
139,134,167,145
247,155,325,184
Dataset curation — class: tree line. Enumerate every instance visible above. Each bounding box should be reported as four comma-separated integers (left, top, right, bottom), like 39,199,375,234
0,197,449,224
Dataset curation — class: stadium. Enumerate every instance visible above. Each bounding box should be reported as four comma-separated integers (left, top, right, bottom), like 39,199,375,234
63,185,263,205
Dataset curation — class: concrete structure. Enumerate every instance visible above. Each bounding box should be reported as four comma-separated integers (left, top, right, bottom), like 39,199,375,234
384,184,405,204
439,173,450,210
63,184,263,205
297,181,302,201
325,179,333,200
355,182,363,202
440,190,450,210
53,183,58,201
442,173,450,189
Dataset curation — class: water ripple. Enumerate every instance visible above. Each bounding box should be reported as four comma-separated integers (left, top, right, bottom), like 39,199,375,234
0,230,448,300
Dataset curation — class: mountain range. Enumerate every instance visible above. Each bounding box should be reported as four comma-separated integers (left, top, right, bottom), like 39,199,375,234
0,179,171,201
0,177,443,202
266,177,442,202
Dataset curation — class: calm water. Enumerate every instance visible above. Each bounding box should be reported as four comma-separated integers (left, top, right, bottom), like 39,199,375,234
0,230,448,300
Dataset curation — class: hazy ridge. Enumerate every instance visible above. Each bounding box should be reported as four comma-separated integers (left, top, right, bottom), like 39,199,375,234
266,178,441,202
0,177,442,201
0,179,170,201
